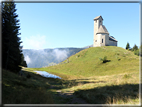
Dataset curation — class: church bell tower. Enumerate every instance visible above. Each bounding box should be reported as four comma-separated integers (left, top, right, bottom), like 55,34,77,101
93,16,103,47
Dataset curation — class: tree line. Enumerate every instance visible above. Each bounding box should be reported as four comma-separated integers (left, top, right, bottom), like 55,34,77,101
126,42,142,56
2,0,27,73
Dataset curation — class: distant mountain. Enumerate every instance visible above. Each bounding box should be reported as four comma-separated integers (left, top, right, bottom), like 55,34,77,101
22,48,85,68
83,44,93,49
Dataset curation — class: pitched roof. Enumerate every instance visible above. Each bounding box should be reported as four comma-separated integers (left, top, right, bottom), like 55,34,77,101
96,25,109,34
94,16,103,20
109,36,117,42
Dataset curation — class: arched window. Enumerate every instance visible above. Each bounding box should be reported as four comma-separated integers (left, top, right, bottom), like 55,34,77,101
102,39,103,43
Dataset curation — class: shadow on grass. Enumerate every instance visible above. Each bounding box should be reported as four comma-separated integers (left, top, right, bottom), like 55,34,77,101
102,60,111,63
4,69,139,104
73,83,139,104
2,69,54,104
22,70,106,89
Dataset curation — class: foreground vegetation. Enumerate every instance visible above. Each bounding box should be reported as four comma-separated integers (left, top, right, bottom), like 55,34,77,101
2,69,54,104
3,46,140,105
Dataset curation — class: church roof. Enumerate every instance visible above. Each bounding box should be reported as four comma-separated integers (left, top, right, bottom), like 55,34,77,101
94,15,103,20
109,36,117,42
97,25,109,34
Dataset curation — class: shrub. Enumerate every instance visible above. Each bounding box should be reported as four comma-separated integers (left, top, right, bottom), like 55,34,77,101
99,56,107,63
134,49,139,56
123,74,131,79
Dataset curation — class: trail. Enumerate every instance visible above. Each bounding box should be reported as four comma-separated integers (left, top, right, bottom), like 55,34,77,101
50,86,88,104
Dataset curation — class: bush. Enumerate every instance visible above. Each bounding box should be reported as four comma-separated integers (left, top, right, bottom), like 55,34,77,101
99,56,107,63
134,49,139,56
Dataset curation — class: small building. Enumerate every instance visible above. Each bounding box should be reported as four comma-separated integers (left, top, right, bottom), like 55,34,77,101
93,16,117,47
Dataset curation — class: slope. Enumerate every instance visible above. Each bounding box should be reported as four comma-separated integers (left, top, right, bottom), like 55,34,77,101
43,46,139,78
17,46,140,104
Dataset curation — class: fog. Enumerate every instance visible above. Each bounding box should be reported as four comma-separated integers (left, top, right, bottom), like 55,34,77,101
23,35,71,68
53,49,68,61
25,55,31,64
23,48,69,68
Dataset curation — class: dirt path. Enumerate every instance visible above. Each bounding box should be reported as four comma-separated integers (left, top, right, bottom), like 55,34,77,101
50,86,88,104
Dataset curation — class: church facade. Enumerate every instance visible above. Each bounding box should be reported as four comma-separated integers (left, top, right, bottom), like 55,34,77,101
93,16,117,47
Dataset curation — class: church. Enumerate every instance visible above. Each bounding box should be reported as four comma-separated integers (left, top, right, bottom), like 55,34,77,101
93,16,117,47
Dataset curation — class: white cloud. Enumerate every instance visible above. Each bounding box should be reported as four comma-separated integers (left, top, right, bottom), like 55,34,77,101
25,55,31,64
25,35,47,49
53,49,68,61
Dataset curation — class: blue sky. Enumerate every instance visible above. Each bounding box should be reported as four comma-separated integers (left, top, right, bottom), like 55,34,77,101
15,2,140,49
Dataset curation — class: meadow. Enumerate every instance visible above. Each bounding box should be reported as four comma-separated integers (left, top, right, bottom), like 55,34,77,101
2,46,140,105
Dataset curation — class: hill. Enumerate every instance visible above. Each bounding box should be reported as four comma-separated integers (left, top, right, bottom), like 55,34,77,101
22,48,85,68
3,46,139,104
39,46,139,78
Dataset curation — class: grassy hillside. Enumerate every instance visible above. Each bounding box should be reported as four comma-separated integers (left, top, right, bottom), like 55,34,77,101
29,46,139,104
3,46,140,104
36,46,139,79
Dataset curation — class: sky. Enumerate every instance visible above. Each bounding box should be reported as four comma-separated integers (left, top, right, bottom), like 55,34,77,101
15,2,140,49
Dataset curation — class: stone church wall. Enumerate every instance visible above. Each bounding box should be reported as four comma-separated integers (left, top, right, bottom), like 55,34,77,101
94,34,101,47
100,34,106,46
105,34,109,46
109,40,117,46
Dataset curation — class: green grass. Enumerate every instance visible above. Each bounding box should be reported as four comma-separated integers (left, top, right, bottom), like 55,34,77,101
3,46,140,104
35,46,139,104
37,46,139,79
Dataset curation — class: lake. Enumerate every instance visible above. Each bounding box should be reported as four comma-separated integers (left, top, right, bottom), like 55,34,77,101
34,71,61,79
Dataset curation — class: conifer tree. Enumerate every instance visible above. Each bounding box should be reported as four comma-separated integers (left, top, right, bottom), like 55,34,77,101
132,44,138,51
126,42,130,50
2,1,22,73
21,54,27,67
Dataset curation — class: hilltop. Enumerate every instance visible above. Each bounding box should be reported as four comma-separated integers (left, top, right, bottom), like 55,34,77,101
40,46,139,79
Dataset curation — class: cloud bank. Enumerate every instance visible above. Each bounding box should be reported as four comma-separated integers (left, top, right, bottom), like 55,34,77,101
53,49,68,61
25,55,31,64
25,35,47,49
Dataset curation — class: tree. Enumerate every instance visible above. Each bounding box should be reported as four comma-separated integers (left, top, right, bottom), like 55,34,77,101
132,44,138,51
21,54,27,67
2,1,22,73
134,49,139,56
126,42,130,50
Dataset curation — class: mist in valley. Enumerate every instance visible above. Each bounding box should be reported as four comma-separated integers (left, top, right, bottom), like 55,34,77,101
23,48,84,68
22,35,86,68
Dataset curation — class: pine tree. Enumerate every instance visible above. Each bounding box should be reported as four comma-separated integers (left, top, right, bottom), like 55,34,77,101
21,54,27,67
2,1,22,73
126,42,130,50
132,44,138,51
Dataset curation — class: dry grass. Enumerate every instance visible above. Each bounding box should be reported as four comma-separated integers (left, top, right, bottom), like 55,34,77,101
2,69,54,104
